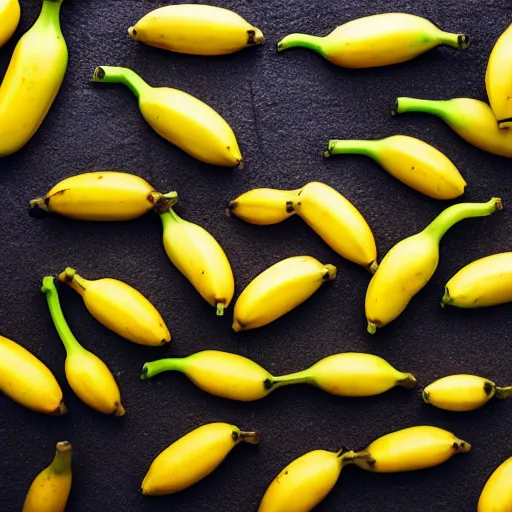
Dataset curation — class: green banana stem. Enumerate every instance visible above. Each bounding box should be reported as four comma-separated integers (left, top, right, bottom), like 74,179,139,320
277,33,325,54
393,97,448,118
38,0,64,31
58,267,87,296
495,386,512,399
92,66,150,99
440,287,452,307
436,32,469,49
324,140,378,159
50,441,72,475
269,369,311,389
141,358,187,380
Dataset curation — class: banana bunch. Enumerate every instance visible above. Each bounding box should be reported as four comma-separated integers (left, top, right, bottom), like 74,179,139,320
128,4,263,56
278,13,468,68
92,66,242,167
0,0,20,48
478,457,512,511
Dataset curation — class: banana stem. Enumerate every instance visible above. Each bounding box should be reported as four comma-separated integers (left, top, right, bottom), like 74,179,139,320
495,386,512,399
38,0,64,31
239,431,260,445
141,358,186,380
269,369,311,389
277,33,325,54
393,97,449,118
440,287,452,307
398,373,418,389
58,267,88,296
92,66,150,100
50,441,72,475
324,140,378,159
437,32,469,49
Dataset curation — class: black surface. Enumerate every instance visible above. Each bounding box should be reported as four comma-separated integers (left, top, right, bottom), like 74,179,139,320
1,1,511,511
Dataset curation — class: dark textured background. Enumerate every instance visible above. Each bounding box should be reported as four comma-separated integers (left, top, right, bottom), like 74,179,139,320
1,1,511,511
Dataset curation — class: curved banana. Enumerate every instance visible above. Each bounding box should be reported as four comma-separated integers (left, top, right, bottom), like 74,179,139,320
161,208,234,315
29,172,178,221
233,255,336,332
393,97,512,158
42,277,125,416
278,13,468,68
423,374,512,412
0,0,67,157
478,457,512,512
325,135,466,199
22,441,72,512
442,252,512,308
128,4,263,56
93,66,242,167
0,334,65,415
486,25,512,129
0,0,20,48
366,198,502,333
141,422,259,495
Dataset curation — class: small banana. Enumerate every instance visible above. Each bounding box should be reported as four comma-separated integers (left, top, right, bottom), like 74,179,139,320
366,198,502,333
478,457,512,512
29,172,178,221
325,136,466,200
141,422,259,495
161,208,234,315
486,25,512,129
423,374,512,412
0,0,67,157
233,255,336,332
393,97,512,158
92,66,242,167
22,441,72,512
42,277,125,416
278,13,468,68
128,4,264,56
0,334,66,415
442,252,512,308
0,0,20,48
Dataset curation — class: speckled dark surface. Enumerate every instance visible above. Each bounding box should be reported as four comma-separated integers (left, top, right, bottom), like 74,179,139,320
1,1,511,511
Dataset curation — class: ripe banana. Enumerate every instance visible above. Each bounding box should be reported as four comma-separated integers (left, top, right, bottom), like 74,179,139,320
325,135,466,200
161,208,234,315
58,267,171,346
366,198,502,333
92,66,242,167
141,422,259,495
42,277,125,416
29,171,178,221
0,334,65,415
233,255,336,332
423,374,512,412
0,0,20,48
442,252,512,308
486,25,512,129
128,4,264,56
393,97,512,158
278,13,468,68
22,441,72,512
478,457,512,512
0,0,67,157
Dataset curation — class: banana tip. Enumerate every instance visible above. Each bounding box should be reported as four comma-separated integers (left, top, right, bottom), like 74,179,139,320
458,34,469,50
54,401,68,415
128,26,137,39
140,364,149,380
421,389,430,404
232,320,243,332
368,260,379,273
367,321,377,335
248,28,264,46
114,402,126,417
56,441,72,453
455,440,471,453
92,66,105,82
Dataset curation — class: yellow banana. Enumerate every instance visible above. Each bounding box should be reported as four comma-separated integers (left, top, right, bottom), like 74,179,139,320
423,374,512,412
29,171,178,221
161,208,234,315
0,334,66,415
442,252,512,308
478,457,512,512
0,0,20,48
58,267,170,346
22,441,72,512
325,135,466,200
128,4,263,56
486,24,512,129
93,66,242,167
366,198,502,333
42,277,125,416
141,422,259,495
0,0,67,157
278,13,468,68
233,255,336,332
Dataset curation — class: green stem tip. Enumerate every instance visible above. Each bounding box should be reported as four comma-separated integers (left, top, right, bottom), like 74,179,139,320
50,441,72,475
216,303,225,316
440,287,452,308
277,33,325,54
367,321,377,335
495,386,512,399
141,358,185,380
92,66,149,99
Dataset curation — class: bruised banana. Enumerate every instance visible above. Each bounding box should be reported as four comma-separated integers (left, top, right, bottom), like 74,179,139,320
478,457,512,512
0,0,20,48
129,4,263,55
29,171,178,221
93,66,242,167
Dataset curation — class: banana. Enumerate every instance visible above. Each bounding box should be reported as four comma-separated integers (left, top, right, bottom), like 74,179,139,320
0,0,67,157
325,136,466,200
233,255,336,332
442,252,512,308
486,25,512,129
423,374,512,412
0,0,20,48
22,441,72,512
277,13,468,68
128,4,264,56
365,198,502,333
141,422,259,495
42,277,125,416
393,97,512,158
29,172,178,221
0,334,66,415
92,66,242,167
478,457,512,512
161,208,234,315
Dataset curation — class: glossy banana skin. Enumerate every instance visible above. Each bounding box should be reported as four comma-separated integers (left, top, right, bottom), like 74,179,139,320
478,457,512,512
0,0,20,48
